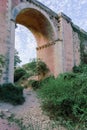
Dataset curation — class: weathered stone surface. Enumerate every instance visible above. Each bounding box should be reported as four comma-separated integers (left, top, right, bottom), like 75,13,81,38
0,0,87,83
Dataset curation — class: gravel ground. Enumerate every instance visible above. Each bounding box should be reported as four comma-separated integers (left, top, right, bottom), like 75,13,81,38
0,88,65,130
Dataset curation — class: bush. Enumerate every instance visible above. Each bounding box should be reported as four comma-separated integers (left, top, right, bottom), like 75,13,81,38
29,76,55,90
23,59,49,77
37,71,87,129
73,64,87,73
14,68,26,82
32,80,41,90
0,83,25,105
29,80,41,90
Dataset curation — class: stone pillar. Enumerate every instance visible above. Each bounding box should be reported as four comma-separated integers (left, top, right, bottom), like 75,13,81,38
0,0,15,83
54,40,64,77
72,31,80,66
8,21,15,83
0,0,8,83
6,0,16,83
59,13,74,72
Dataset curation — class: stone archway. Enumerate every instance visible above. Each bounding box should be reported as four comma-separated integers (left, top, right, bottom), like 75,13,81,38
8,1,61,83
1,0,82,83
14,7,57,73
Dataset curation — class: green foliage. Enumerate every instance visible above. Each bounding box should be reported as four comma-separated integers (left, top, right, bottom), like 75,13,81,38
23,58,49,76
0,83,25,105
82,52,87,64
14,59,49,87
23,59,37,78
14,67,27,82
73,64,87,73
14,49,21,68
29,80,41,90
0,55,5,76
29,76,55,90
37,66,87,129
36,59,49,76
0,55,5,66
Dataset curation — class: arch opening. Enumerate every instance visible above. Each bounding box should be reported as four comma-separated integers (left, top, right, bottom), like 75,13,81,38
15,24,37,65
13,6,56,75
16,8,55,46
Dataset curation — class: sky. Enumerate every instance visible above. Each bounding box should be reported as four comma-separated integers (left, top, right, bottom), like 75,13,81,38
15,0,87,65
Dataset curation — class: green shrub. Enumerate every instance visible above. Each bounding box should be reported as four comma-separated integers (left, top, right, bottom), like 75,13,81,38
0,83,25,105
23,59,49,77
37,71,87,129
14,68,26,82
73,64,87,73
40,75,55,85
29,76,54,90
32,80,41,90
21,73,31,80
29,80,40,90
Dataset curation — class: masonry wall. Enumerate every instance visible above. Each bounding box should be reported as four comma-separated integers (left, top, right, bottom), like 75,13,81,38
54,40,64,76
59,14,87,71
0,0,15,83
37,43,55,75
0,0,7,56
0,0,86,83
72,30,80,65
0,0,8,83
72,26,87,65
60,17,74,72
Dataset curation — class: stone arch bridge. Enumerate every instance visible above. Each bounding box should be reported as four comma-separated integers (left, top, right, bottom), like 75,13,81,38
0,0,87,83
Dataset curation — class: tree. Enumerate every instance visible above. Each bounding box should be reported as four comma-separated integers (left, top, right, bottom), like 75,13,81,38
23,58,50,79
14,49,22,69
14,67,26,82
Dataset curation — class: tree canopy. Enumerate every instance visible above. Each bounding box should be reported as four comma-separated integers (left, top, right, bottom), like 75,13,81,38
23,58,49,76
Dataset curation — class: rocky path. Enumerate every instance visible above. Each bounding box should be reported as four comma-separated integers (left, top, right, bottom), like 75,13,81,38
0,88,65,130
